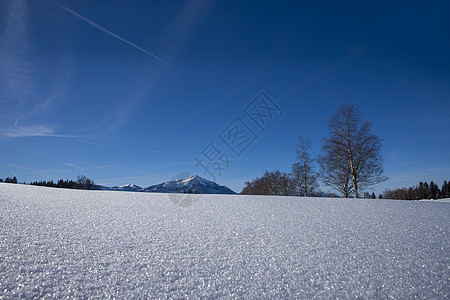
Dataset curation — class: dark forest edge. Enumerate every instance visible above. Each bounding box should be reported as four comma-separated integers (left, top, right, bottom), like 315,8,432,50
383,181,450,200
0,175,95,190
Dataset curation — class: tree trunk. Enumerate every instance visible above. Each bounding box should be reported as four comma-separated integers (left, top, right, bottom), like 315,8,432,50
304,161,308,197
352,175,358,198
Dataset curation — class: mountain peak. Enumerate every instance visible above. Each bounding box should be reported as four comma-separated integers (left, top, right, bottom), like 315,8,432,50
143,175,235,194
110,184,142,192
180,175,203,183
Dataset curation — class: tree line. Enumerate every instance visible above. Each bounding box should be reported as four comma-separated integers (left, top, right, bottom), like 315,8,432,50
31,175,95,190
0,176,18,184
1,175,95,190
241,170,297,196
241,104,388,197
383,180,449,200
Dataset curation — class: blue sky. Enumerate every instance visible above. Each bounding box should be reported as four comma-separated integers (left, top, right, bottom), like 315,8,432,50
1,0,449,195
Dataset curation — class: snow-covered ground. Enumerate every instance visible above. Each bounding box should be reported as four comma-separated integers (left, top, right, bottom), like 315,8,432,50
420,198,450,203
0,183,448,298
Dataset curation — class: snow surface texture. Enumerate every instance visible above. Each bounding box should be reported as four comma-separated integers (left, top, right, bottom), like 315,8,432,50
0,183,448,299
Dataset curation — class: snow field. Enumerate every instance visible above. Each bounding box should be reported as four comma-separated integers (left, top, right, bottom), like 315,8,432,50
0,183,448,298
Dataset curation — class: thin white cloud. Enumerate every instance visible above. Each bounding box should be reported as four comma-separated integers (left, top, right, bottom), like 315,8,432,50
64,162,79,168
1,124,123,150
1,125,98,139
5,163,36,171
72,139,122,150
2,125,55,138
52,1,171,67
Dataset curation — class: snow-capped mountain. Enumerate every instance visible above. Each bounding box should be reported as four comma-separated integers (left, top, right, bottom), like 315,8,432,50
142,175,236,194
110,184,142,192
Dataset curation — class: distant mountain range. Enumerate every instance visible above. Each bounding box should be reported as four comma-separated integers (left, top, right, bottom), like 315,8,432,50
97,175,236,195
110,184,142,192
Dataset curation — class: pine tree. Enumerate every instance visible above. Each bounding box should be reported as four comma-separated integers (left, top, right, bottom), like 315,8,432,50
442,181,449,198
417,182,425,199
429,181,440,199
423,182,430,199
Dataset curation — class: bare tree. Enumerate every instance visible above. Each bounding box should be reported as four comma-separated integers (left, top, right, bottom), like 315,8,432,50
291,136,318,196
76,175,94,190
319,105,387,198
318,140,353,197
278,171,294,196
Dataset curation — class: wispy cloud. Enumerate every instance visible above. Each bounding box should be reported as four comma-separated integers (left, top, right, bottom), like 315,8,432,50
0,0,32,109
5,163,36,171
52,1,171,67
0,125,86,139
21,56,72,120
0,0,72,128
0,125,104,140
64,162,79,168
159,0,214,57
1,125,57,138
72,139,122,150
278,59,346,101
3,162,68,179
103,84,156,133
103,0,214,132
